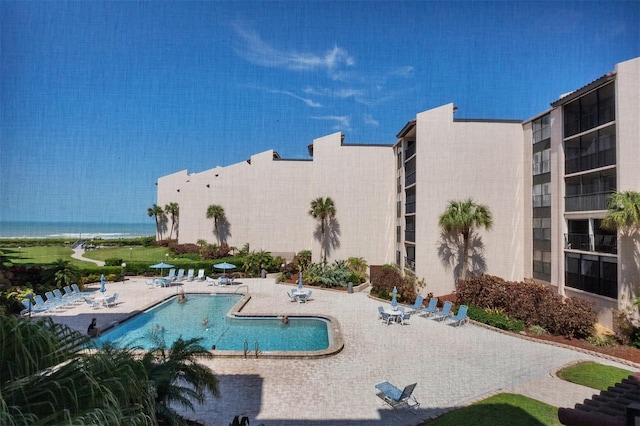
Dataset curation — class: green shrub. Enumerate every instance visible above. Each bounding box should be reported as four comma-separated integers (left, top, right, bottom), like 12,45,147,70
467,305,524,333
104,258,124,266
527,325,547,336
457,275,595,339
369,264,417,304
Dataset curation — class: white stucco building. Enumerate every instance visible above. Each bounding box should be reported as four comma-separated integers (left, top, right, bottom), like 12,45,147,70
158,57,640,326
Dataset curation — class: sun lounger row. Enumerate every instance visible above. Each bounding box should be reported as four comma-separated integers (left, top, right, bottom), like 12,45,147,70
163,268,206,282
20,284,91,314
379,297,469,327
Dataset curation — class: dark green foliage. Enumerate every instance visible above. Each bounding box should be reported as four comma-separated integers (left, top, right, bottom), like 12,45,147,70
369,264,417,305
457,275,596,339
104,257,124,266
200,243,232,260
466,305,524,332
169,243,200,256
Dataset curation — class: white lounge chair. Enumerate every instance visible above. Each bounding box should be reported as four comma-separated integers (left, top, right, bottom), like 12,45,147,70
197,269,205,281
186,269,195,281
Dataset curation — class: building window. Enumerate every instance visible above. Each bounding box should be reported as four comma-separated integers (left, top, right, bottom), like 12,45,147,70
564,126,616,174
593,219,617,254
565,253,617,299
533,183,551,207
564,82,615,138
396,250,401,266
533,217,551,241
405,157,416,187
405,246,415,271
533,114,551,144
565,169,616,212
533,149,551,175
397,150,402,170
405,140,416,160
405,187,416,214
405,216,415,242
396,201,402,218
396,225,401,243
565,218,617,253
533,249,551,280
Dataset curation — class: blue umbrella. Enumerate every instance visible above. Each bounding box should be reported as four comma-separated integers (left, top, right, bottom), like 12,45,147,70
150,262,174,277
214,262,236,273
391,286,398,309
100,274,106,293
298,273,304,290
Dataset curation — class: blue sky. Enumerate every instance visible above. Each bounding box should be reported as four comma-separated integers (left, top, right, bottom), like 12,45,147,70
1,1,638,225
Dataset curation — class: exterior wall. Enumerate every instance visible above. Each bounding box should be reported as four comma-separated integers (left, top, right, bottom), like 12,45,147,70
411,104,526,296
615,57,640,313
158,132,396,266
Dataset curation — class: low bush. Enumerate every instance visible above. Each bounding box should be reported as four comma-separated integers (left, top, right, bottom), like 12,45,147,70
369,264,418,304
467,305,524,333
457,275,595,339
104,258,124,266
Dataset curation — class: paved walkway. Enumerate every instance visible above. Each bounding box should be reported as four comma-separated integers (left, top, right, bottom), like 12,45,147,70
71,247,105,266
45,277,637,426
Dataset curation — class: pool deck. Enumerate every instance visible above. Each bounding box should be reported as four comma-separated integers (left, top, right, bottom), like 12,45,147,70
45,277,637,425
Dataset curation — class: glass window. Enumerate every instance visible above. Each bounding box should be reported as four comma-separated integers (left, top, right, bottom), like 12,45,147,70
533,114,551,144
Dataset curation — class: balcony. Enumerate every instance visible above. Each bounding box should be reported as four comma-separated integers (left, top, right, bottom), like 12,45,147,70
405,230,415,242
565,192,611,212
565,233,617,254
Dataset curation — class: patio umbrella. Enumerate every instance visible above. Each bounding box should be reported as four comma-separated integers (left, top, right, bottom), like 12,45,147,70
150,262,174,277
391,286,398,309
100,274,106,293
298,273,304,290
214,262,236,274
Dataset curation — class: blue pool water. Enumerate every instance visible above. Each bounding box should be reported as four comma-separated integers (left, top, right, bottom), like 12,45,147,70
96,294,330,351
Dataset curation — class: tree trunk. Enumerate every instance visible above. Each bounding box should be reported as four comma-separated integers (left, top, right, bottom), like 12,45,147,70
461,232,470,281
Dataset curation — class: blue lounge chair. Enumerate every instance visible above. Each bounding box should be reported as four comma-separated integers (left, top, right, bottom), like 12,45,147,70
166,269,176,281
21,299,48,314
176,269,185,281
375,381,420,418
54,289,73,306
448,305,469,327
63,286,82,302
432,301,453,321
71,283,93,297
34,295,51,311
419,297,438,317
407,295,424,315
45,291,66,310
186,269,195,281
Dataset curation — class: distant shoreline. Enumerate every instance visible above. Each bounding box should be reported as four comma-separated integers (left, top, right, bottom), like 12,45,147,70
0,221,155,240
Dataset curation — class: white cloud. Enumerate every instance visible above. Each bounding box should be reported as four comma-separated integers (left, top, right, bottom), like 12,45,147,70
363,113,379,127
231,22,354,79
267,89,322,107
391,66,414,77
310,115,351,132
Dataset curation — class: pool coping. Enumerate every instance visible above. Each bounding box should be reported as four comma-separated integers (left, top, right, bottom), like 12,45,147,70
100,290,344,359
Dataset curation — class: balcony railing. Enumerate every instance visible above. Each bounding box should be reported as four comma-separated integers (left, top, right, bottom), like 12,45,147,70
405,230,415,242
404,257,415,272
565,193,611,212
565,233,617,254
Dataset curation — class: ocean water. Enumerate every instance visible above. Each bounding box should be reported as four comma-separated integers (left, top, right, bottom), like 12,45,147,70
0,221,156,239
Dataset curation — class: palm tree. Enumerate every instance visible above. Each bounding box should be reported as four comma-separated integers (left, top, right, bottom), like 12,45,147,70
0,315,155,425
309,197,337,262
141,335,219,425
206,204,226,243
164,202,180,240
438,198,493,281
148,204,165,240
43,258,80,289
601,190,640,234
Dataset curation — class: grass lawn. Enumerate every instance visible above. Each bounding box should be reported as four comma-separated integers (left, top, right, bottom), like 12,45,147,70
556,361,633,391
0,245,90,268
423,393,561,425
81,246,171,263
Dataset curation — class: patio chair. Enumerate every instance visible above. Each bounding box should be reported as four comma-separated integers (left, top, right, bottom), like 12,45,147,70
378,306,392,325
176,269,185,281
197,269,205,281
432,301,453,321
375,381,420,418
166,269,176,281
400,311,412,325
105,292,119,307
205,276,217,286
21,299,48,314
419,297,438,317
83,297,100,309
298,290,312,303
407,295,424,315
186,269,195,281
145,280,156,289
287,291,298,302
448,305,469,327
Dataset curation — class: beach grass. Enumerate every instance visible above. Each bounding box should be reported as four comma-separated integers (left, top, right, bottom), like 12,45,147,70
423,393,561,425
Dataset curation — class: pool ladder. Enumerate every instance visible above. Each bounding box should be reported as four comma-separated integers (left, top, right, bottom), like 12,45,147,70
243,339,259,359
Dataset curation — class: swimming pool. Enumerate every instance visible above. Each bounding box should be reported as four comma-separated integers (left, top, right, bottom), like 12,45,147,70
96,293,342,356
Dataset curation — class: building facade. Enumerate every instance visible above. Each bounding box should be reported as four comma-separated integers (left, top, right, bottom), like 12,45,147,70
158,57,639,326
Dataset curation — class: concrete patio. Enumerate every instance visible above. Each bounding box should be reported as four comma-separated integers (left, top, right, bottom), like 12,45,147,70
43,277,637,426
